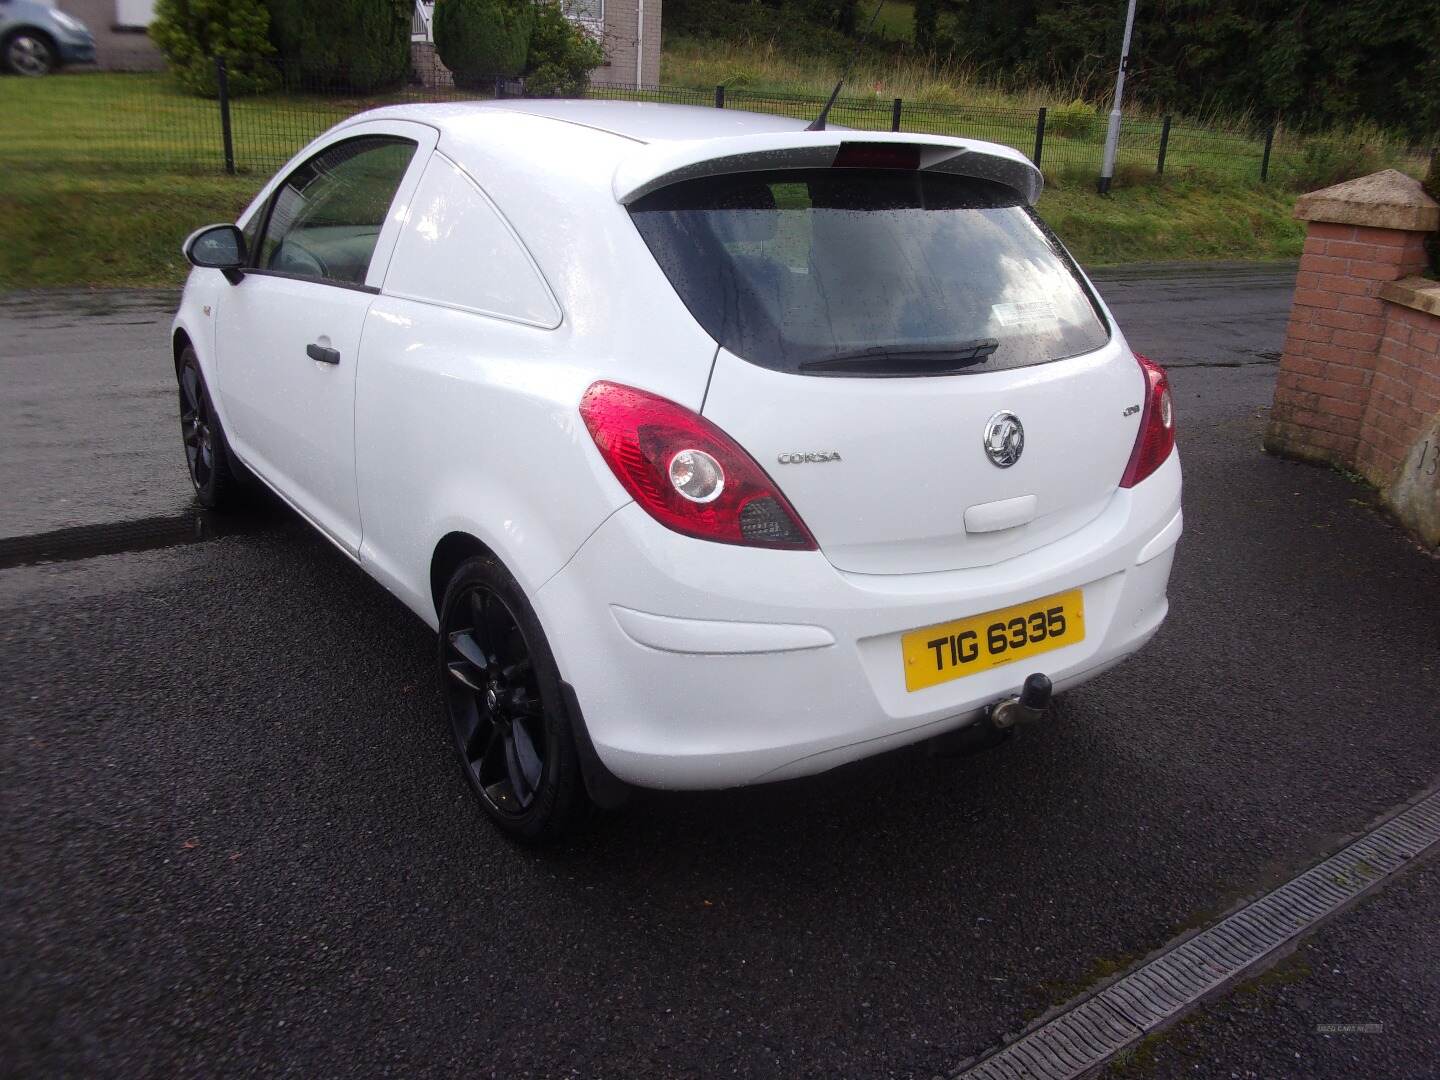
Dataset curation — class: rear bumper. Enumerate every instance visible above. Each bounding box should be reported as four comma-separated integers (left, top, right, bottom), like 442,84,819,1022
536,452,1181,789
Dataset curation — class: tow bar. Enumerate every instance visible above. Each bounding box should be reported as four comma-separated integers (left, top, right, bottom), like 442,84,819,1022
988,672,1054,731
926,672,1054,758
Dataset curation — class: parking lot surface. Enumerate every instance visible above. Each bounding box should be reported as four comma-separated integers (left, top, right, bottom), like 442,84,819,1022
4,264,1439,1078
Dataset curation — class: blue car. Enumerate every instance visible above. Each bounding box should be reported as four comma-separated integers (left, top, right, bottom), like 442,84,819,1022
1,0,96,76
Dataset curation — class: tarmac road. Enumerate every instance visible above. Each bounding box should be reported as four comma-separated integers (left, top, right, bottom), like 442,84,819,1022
4,264,1439,1078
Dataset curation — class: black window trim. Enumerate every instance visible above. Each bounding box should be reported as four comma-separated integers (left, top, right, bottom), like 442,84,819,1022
246,132,419,292
239,268,382,295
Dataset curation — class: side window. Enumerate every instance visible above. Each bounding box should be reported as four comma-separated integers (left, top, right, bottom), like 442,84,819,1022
383,155,561,328
258,136,417,287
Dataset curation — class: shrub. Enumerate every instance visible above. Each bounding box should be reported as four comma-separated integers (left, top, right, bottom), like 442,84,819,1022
524,2,605,97
434,0,535,88
664,0,855,59
1046,99,1099,140
1282,123,1393,192
264,0,411,93
149,0,278,97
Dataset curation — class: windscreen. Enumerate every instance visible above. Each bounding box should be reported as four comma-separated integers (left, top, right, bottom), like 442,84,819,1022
629,169,1110,376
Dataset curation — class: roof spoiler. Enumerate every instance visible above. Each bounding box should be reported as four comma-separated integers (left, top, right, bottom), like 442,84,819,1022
612,130,1043,206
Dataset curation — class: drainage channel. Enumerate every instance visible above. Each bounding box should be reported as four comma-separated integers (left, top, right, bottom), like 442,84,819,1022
0,510,279,570
948,785,1440,1080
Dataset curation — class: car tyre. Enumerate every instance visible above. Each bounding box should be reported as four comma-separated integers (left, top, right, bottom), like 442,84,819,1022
176,346,241,509
3,31,56,76
438,555,589,844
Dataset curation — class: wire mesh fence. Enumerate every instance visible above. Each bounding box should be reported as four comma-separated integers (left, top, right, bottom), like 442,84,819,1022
3,60,1433,190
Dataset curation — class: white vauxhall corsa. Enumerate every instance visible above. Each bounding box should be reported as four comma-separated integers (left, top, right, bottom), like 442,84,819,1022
172,100,1181,842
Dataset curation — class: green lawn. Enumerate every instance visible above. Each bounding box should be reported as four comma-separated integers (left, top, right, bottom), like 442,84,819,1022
1,68,1306,290
0,70,484,177
1,171,260,288
0,164,1304,291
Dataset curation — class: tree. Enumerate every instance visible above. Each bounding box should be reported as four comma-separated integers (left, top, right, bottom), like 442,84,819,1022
149,0,278,96
930,0,1439,139
434,0,535,88
524,2,605,97
264,0,411,92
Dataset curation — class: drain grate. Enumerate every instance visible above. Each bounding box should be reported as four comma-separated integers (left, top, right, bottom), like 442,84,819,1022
951,787,1440,1080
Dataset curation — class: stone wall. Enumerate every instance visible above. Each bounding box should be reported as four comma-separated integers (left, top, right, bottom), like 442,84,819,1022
1265,170,1440,547
412,41,454,89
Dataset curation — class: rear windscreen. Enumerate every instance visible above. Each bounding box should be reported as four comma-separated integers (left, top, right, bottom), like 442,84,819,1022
629,169,1110,377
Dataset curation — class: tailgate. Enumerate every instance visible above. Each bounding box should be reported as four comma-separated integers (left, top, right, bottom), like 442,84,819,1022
702,341,1144,575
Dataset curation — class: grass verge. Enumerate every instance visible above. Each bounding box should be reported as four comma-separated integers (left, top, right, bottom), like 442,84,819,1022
0,167,1302,292
0,172,260,290
1040,171,1305,264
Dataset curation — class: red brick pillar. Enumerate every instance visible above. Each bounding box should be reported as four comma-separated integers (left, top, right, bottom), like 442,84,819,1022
1264,170,1438,466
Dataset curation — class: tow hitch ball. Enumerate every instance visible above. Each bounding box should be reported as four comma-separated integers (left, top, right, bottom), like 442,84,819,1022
925,672,1054,758
987,672,1054,731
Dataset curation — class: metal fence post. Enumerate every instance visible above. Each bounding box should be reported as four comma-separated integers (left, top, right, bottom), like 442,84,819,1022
714,84,725,109
1156,115,1171,176
1032,106,1047,167
215,56,235,175
1260,125,1275,181
891,97,903,132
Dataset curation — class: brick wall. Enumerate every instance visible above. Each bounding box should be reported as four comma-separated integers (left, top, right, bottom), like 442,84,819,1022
1270,223,1430,464
1264,170,1440,547
1357,302,1440,482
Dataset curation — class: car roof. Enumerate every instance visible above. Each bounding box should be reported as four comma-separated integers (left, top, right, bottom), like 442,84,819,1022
331,100,1043,206
346,99,818,146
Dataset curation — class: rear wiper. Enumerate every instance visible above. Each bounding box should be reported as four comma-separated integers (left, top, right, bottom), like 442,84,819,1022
798,339,999,376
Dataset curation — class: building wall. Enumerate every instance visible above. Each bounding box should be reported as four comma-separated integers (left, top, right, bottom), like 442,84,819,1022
593,0,661,86
63,0,164,70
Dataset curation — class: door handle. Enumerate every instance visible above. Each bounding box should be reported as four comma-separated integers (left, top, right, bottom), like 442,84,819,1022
307,343,341,365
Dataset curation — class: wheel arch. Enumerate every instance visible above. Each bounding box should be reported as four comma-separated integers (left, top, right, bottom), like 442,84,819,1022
172,327,193,372
2,25,58,49
429,530,498,621
428,526,630,809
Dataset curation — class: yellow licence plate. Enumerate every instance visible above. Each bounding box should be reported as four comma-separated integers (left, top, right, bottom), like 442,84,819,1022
901,589,1086,692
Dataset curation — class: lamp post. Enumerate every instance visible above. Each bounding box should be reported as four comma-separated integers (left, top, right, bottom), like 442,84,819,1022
1097,0,1138,195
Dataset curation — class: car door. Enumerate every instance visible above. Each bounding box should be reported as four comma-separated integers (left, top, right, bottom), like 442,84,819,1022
215,121,435,555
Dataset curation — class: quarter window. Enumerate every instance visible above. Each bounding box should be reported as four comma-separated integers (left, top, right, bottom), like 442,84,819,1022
258,136,417,287
384,155,561,328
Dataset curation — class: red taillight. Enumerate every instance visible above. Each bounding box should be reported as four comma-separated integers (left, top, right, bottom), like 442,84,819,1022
832,143,921,170
1119,353,1176,488
579,381,817,551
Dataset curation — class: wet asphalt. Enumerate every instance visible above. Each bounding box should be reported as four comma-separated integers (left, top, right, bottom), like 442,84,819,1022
1107,857,1440,1079
4,264,1440,1078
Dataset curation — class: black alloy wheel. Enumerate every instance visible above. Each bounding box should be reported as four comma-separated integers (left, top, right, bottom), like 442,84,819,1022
176,346,237,509
439,557,586,842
